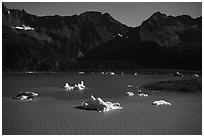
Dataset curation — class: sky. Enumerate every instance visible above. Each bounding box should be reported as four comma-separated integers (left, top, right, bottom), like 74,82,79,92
4,2,202,27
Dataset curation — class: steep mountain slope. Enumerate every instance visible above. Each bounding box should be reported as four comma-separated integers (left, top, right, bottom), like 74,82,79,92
83,12,202,70
2,3,129,71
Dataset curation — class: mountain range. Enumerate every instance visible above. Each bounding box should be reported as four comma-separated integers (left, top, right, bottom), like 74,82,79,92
2,3,202,71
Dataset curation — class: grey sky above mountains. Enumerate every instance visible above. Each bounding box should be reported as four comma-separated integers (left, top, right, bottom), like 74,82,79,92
4,2,202,27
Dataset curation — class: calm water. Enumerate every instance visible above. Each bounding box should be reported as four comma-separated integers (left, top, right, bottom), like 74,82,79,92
2,72,202,135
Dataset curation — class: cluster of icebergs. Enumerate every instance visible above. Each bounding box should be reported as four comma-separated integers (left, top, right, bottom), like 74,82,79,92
12,24,34,31
138,93,148,97
64,81,85,91
100,72,115,75
126,91,134,96
124,84,172,106
13,91,38,101
126,85,148,97
79,95,122,112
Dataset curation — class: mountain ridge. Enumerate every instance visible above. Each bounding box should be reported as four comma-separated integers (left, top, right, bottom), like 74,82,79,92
2,3,202,71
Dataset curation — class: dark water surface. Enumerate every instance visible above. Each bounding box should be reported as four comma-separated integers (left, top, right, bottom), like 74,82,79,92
2,72,202,135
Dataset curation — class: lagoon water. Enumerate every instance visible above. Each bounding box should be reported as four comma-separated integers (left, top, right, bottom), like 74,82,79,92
2,72,202,135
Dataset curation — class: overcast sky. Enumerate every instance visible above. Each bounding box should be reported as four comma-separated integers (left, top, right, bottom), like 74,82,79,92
4,2,202,27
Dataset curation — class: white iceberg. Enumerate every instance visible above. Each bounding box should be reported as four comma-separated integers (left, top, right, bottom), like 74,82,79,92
78,71,85,74
80,95,122,112
128,84,132,88
126,91,134,96
172,71,183,77
13,91,38,101
138,93,148,97
152,100,171,106
101,72,105,75
137,89,142,92
64,81,85,91
134,73,138,75
118,33,122,37
109,72,115,75
193,74,199,77
12,24,34,31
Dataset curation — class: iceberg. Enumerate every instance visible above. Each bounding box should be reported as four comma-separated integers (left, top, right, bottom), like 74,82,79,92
64,81,85,91
12,24,34,31
78,71,85,74
79,95,122,112
101,72,105,75
109,72,115,75
128,84,132,88
193,74,199,77
137,89,142,92
138,93,148,97
172,71,183,77
13,91,38,101
118,33,122,37
126,91,134,96
152,100,171,106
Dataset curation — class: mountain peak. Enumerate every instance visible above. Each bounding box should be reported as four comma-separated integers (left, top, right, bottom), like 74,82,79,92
151,11,167,19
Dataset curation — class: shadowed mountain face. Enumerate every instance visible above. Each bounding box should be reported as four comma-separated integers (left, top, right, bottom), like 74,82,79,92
83,12,202,70
2,4,202,71
2,3,128,71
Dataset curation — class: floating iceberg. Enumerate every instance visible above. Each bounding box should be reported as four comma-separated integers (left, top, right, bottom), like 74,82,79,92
12,24,34,31
134,73,138,75
128,84,132,88
79,95,122,112
193,74,199,77
172,71,183,77
13,91,38,101
152,100,171,106
126,91,134,96
78,71,85,74
101,72,105,75
109,72,115,75
137,89,142,92
26,71,34,74
64,81,85,91
118,33,122,37
138,93,148,97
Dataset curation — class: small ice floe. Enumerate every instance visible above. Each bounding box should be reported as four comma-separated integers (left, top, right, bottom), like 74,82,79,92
138,93,148,97
110,72,115,75
172,71,183,77
13,91,38,101
78,71,85,74
118,33,123,37
126,91,134,96
152,100,171,106
101,72,105,75
78,95,122,112
12,24,34,31
77,50,84,58
128,84,132,88
193,74,199,78
64,81,85,91
137,89,142,92
26,71,34,74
